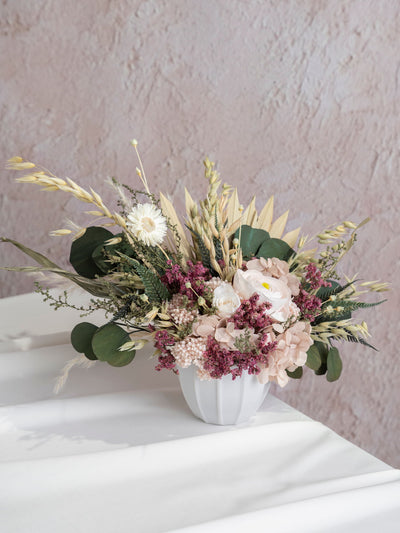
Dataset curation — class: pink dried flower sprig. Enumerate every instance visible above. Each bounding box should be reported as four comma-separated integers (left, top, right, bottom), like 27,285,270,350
155,259,326,382
162,260,211,301
293,289,322,322
202,336,276,380
154,330,177,372
305,263,331,291
292,264,330,322
229,294,273,331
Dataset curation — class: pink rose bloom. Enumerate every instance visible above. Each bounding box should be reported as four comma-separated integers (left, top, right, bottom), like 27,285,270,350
214,320,258,350
233,268,298,322
192,314,220,338
258,321,313,387
247,257,300,296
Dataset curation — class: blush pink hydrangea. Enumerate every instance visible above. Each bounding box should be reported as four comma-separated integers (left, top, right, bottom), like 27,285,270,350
258,321,313,387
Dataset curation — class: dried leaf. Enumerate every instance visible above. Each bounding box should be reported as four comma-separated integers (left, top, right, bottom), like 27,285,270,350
257,196,274,231
159,192,191,258
281,227,300,248
269,210,289,238
225,188,240,226
184,188,196,218
243,196,257,226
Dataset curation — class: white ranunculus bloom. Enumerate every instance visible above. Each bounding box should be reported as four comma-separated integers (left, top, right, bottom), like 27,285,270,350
233,269,297,322
126,203,167,246
212,282,241,318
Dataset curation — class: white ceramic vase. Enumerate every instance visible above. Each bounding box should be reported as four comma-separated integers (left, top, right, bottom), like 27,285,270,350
178,365,271,425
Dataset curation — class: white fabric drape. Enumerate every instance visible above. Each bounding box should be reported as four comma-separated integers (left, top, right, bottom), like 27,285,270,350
1,292,399,532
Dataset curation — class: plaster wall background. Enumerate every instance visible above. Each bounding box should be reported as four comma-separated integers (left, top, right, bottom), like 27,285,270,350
0,1,399,466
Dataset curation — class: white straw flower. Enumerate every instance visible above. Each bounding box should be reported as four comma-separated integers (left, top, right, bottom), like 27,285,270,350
126,203,167,246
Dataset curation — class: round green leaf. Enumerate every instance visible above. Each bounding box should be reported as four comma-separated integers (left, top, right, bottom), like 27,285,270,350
71,322,98,360
70,226,114,278
107,351,136,367
286,366,303,379
314,364,327,376
91,323,135,367
306,343,323,371
257,238,295,261
306,341,329,375
234,225,270,259
326,347,343,382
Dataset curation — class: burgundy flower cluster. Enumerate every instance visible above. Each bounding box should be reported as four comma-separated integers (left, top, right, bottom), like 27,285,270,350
293,263,331,322
257,333,277,356
202,336,276,380
293,289,322,322
305,263,331,291
161,260,211,300
196,295,278,379
229,294,272,330
154,330,177,372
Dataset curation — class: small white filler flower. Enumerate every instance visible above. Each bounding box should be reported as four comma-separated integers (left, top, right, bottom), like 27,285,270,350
126,203,167,246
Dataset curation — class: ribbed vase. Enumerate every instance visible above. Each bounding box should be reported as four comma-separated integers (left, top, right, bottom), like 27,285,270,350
178,365,271,425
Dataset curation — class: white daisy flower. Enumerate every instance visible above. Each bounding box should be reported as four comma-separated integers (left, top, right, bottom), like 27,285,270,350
126,203,167,246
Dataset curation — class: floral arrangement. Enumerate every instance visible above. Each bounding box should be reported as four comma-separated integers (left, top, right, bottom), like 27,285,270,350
2,144,387,389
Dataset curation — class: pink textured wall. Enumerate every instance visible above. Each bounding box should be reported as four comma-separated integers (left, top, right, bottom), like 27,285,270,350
1,1,399,466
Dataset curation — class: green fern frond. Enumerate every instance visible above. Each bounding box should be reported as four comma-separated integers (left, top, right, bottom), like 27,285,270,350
344,332,378,351
345,299,387,310
133,261,171,302
317,279,360,301
118,253,171,303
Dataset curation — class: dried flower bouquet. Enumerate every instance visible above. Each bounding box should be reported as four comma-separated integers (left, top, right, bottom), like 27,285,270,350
2,144,387,390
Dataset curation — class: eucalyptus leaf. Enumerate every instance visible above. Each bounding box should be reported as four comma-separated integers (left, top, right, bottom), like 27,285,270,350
326,347,343,382
71,322,98,360
233,225,294,261
257,238,295,261
306,344,322,371
286,366,303,379
91,323,135,367
70,226,114,278
307,341,329,375
234,225,270,259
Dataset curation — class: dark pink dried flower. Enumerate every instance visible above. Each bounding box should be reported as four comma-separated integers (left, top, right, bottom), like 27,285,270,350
305,263,331,291
154,330,178,372
230,294,272,331
154,329,176,353
162,260,211,300
293,288,322,321
155,353,178,373
202,336,276,380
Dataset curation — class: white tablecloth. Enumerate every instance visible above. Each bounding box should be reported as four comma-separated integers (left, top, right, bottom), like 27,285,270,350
0,292,399,533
